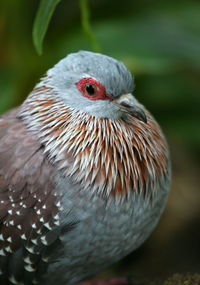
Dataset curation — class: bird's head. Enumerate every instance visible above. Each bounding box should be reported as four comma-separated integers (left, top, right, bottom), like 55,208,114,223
45,50,147,122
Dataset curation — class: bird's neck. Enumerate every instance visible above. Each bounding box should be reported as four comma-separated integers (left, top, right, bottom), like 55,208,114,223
19,86,169,203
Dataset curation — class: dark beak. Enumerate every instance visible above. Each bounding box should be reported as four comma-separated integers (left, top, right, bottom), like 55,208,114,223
113,94,147,123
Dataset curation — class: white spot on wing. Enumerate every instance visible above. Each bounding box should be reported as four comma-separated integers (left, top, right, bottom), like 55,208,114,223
7,237,12,242
54,220,60,226
5,246,12,253
54,214,59,220
31,238,38,245
41,236,48,245
32,223,37,229
24,256,33,264
39,217,44,223
9,275,20,284
24,264,36,272
9,220,14,226
25,246,36,254
56,201,61,207
0,249,6,256
21,234,27,240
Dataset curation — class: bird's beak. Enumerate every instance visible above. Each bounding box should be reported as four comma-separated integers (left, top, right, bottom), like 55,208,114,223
113,94,147,123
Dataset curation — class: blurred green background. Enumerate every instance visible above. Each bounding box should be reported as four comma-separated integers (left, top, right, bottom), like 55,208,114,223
0,0,200,284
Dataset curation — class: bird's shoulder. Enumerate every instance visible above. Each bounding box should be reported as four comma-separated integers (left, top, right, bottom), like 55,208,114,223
0,107,58,216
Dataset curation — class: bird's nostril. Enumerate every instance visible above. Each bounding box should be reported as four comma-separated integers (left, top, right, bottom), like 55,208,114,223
114,100,147,123
120,101,132,109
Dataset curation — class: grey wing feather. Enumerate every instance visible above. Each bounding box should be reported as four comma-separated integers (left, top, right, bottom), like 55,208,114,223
0,108,74,284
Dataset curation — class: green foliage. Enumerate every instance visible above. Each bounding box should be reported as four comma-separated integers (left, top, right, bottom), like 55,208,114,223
79,0,100,52
32,0,100,55
0,0,200,150
33,0,62,55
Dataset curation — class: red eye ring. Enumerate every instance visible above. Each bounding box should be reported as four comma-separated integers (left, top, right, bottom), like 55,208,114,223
76,78,112,101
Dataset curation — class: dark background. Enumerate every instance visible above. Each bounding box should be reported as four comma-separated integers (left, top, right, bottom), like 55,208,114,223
0,1,200,284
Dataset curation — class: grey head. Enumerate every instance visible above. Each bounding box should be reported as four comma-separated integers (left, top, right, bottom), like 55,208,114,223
45,51,145,121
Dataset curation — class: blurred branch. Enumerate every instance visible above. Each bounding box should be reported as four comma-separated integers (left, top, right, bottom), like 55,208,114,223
33,0,62,55
79,0,101,52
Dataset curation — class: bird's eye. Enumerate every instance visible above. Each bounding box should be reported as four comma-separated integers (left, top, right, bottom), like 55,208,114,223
85,84,96,96
76,78,112,101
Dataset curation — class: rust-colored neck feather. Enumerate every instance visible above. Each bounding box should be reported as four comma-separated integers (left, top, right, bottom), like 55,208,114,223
20,86,169,201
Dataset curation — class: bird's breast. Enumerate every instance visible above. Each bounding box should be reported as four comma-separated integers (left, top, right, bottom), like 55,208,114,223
20,90,170,203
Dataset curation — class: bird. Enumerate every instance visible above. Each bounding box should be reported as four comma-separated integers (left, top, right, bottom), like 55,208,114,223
0,51,171,285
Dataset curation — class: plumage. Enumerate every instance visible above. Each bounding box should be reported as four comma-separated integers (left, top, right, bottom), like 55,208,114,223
0,51,171,284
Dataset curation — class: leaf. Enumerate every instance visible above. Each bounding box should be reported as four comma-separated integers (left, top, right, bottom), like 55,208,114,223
79,0,101,52
33,0,62,55
50,2,200,75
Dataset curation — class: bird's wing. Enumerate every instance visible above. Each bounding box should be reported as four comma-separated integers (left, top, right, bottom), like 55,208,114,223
0,108,71,284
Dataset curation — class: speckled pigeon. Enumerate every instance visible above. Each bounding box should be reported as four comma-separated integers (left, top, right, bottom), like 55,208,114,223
0,51,171,285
